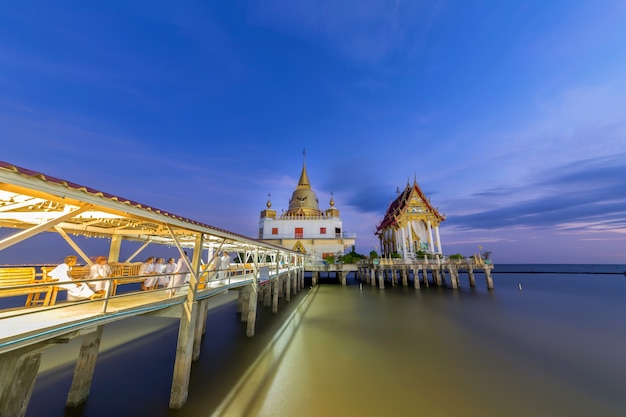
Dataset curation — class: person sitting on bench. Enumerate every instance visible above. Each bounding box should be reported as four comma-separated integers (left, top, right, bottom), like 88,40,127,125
49,255,104,301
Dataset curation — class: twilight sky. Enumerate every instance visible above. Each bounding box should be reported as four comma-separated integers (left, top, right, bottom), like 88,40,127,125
1,1,625,264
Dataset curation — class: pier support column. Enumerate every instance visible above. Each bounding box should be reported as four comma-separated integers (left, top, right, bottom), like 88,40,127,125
246,286,258,337
285,274,291,302
237,290,244,313
240,289,250,322
401,268,408,287
66,325,104,407
192,300,208,361
449,267,458,289
468,268,476,287
378,268,385,289
263,283,271,307
413,267,421,289
312,271,318,286
170,301,199,409
485,268,494,290
370,268,376,286
293,273,298,295
272,280,279,313
0,346,44,417
433,269,441,286
391,268,397,286
421,268,429,287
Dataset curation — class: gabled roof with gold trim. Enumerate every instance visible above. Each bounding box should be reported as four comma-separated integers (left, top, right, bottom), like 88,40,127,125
376,179,445,231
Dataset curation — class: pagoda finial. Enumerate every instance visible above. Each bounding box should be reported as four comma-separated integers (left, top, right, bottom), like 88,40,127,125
413,173,417,186
266,193,272,208
329,191,335,207
396,186,400,194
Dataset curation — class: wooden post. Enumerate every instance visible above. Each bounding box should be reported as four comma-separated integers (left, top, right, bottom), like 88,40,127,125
66,326,104,407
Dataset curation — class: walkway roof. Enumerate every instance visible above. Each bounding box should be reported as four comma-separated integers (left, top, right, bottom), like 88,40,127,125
0,161,296,257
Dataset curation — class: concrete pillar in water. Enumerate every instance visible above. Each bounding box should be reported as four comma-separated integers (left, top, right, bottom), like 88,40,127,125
285,274,291,302
413,267,421,289
370,268,376,286
0,346,44,417
312,271,318,286
237,290,244,313
272,279,279,313
378,268,385,289
391,268,397,286
293,273,298,295
449,267,458,289
401,268,408,287
66,326,104,407
246,286,258,337
263,283,271,307
170,301,199,409
468,267,476,287
241,289,250,322
192,300,208,361
485,268,494,290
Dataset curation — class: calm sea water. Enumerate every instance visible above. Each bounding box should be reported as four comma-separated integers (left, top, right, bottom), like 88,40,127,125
25,265,626,417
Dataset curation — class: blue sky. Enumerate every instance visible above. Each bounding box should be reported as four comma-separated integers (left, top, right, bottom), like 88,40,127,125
1,1,625,264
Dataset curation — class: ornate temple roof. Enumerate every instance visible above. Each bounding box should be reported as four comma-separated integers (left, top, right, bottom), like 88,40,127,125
376,178,445,231
285,158,322,216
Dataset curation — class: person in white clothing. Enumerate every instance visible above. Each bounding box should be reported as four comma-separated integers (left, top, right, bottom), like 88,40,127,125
49,255,102,301
89,256,111,292
169,252,190,296
219,251,231,280
163,257,177,288
153,257,167,288
139,256,157,290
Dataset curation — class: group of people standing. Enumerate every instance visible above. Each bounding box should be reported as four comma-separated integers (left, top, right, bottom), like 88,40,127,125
139,254,190,295
48,251,232,302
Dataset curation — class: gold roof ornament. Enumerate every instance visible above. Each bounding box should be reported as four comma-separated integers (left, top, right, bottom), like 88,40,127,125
286,152,321,216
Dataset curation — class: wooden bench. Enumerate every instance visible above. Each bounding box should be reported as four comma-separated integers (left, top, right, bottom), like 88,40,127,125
109,262,143,295
0,267,55,307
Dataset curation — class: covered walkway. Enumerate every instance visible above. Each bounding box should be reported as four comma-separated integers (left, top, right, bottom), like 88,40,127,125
0,161,306,415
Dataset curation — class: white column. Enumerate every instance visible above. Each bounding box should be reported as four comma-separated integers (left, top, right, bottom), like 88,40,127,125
435,225,443,254
400,226,407,258
427,220,435,252
407,222,413,254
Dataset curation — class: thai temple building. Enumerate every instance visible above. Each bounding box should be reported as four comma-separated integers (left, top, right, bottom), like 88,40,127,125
258,157,355,260
375,178,445,258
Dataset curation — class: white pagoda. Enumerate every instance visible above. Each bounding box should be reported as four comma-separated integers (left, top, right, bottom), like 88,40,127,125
258,157,355,260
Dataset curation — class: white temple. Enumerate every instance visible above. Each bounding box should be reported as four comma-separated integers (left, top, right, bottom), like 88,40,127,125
258,156,355,260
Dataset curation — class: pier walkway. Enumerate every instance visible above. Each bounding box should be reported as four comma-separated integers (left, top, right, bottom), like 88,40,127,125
0,161,305,416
